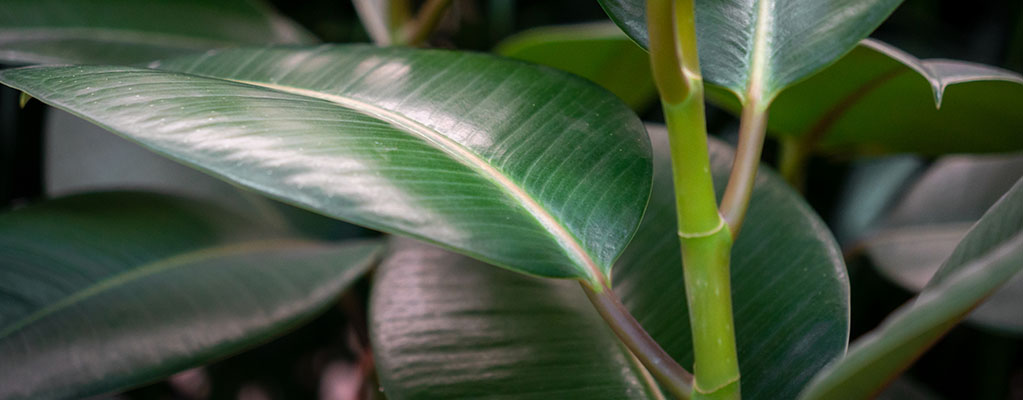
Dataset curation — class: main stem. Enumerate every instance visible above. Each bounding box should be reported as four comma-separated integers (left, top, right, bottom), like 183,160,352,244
648,0,741,398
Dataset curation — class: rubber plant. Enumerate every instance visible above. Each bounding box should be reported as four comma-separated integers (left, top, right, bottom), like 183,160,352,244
0,0,1022,399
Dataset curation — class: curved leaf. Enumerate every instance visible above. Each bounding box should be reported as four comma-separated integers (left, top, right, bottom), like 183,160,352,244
0,0,314,65
614,126,849,399
370,238,662,400
598,0,903,104
765,40,1023,155
494,22,656,110
0,45,652,286
0,191,382,400
862,154,1023,333
369,127,848,399
799,178,1023,400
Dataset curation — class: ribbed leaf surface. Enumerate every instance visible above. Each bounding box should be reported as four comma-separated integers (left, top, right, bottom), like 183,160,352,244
0,0,314,65
0,192,381,400
369,128,848,399
370,238,661,400
0,45,653,286
598,0,903,104
495,22,656,110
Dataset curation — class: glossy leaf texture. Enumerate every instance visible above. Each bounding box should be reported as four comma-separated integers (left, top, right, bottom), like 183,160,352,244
799,178,1023,400
370,238,663,400
0,0,314,65
614,126,849,399
0,191,382,400
861,154,1023,333
494,22,656,111
0,45,652,286
598,0,903,104
760,39,1023,155
369,126,848,399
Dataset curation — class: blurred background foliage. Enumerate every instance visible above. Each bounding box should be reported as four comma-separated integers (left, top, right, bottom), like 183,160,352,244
1,0,1021,398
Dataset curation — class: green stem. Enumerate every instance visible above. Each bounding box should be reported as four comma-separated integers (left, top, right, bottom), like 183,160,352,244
648,1,741,398
719,103,768,237
681,227,740,399
583,283,694,400
778,137,808,192
398,0,454,46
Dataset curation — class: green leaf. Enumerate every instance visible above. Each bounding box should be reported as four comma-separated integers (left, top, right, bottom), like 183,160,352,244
494,22,656,110
0,0,315,65
0,45,652,287
598,0,903,105
614,126,849,399
799,178,1023,400
370,237,662,400
369,127,848,399
0,191,382,400
765,40,1023,155
862,154,1023,333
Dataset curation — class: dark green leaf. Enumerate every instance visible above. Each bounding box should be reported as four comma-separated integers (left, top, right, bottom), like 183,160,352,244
369,127,848,399
862,155,1023,333
494,22,656,110
0,0,314,65
370,238,662,400
0,191,382,400
614,126,849,399
0,45,652,286
766,40,1023,155
799,178,1023,400
598,0,903,104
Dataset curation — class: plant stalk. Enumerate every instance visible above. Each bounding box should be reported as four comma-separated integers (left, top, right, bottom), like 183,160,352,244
778,137,808,191
398,0,454,46
648,0,742,398
583,283,694,400
719,102,768,237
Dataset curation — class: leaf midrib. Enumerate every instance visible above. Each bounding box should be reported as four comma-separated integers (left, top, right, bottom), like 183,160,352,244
227,78,606,286
0,240,325,340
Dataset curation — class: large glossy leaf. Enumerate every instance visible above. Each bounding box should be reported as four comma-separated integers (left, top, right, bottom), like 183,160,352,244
494,22,656,110
0,45,651,287
370,237,662,400
861,154,1023,333
44,107,367,241
0,191,382,400
598,0,903,104
799,179,1023,399
763,40,1023,155
369,127,848,399
614,127,849,399
0,0,314,65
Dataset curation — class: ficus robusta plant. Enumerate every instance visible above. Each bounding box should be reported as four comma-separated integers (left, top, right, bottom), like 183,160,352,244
0,0,1021,399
